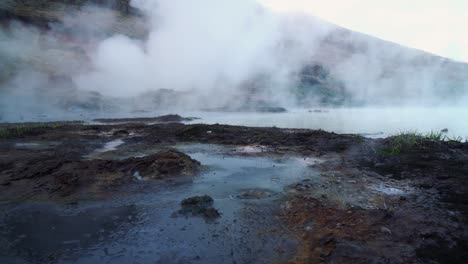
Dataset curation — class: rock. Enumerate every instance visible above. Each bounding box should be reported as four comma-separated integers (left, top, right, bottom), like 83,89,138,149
255,106,287,113
0,150,201,200
120,150,201,179
113,130,130,136
181,195,214,206
198,207,221,219
153,114,186,122
293,180,315,191
310,109,325,113
178,195,221,220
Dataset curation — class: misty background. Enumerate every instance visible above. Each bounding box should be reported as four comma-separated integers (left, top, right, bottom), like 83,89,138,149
1,0,468,124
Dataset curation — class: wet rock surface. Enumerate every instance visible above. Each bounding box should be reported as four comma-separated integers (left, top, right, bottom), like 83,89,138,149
0,121,467,263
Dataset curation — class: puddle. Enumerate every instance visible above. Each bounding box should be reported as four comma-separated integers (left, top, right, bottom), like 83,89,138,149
14,142,61,149
98,139,125,153
86,139,125,159
15,143,41,148
0,144,318,264
292,156,324,166
234,145,270,154
177,144,315,196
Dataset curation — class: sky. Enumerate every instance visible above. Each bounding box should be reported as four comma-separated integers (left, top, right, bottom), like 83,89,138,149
260,0,468,62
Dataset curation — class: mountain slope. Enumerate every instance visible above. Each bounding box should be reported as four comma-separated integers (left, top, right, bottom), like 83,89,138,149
1,0,468,112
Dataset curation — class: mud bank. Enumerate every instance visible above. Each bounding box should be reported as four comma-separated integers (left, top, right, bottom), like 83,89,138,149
0,119,467,263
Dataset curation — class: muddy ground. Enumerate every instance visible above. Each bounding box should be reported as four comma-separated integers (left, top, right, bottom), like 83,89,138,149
0,117,467,263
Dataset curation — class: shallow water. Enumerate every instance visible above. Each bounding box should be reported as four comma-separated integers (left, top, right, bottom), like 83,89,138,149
3,107,468,138
185,107,468,138
94,139,125,153
0,144,318,264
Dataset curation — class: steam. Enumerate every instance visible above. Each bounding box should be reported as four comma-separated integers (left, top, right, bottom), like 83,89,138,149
1,0,468,122
321,29,468,105
74,0,327,109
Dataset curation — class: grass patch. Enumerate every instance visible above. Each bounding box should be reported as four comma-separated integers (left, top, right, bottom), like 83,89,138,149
382,130,466,155
0,121,86,139
383,131,422,155
446,135,464,143
425,130,446,141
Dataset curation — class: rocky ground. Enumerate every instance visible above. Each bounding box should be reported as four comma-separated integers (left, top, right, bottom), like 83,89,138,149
0,116,467,263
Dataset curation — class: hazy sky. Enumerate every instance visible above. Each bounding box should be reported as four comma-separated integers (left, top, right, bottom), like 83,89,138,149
260,0,468,62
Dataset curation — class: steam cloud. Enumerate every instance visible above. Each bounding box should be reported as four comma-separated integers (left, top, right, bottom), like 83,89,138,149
0,0,467,121
74,0,327,109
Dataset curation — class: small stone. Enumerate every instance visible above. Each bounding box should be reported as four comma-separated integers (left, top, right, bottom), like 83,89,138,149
178,195,221,220
202,208,221,219
181,195,214,206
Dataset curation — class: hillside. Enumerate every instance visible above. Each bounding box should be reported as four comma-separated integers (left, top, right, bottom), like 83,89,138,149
1,0,468,113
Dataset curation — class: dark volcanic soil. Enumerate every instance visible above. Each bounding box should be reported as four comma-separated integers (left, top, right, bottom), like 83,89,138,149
0,148,200,201
0,119,467,263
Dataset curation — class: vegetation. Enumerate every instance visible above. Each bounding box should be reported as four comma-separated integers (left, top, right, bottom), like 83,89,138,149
447,135,465,142
425,130,446,141
383,131,421,155
382,130,466,155
0,121,86,138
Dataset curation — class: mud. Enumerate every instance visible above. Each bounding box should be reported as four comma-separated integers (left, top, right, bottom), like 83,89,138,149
0,118,467,263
